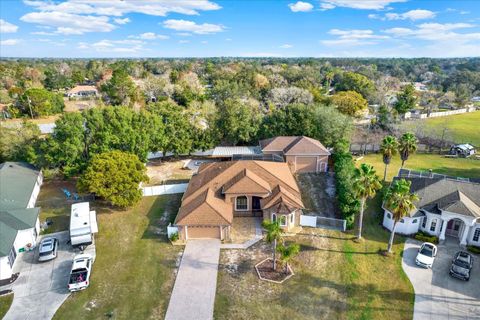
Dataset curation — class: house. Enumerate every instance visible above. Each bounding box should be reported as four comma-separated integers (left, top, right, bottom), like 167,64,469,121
382,170,480,247
0,162,43,281
174,160,304,241
259,136,331,173
66,85,98,98
450,144,476,157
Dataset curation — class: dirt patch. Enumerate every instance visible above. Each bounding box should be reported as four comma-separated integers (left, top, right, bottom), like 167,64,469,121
255,258,293,283
145,159,194,185
297,173,340,218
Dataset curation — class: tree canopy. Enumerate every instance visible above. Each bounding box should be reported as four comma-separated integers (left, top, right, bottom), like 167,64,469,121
331,90,368,117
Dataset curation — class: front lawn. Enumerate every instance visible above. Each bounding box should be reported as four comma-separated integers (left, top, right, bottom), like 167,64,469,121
53,194,183,319
214,194,414,320
0,293,13,319
356,153,480,182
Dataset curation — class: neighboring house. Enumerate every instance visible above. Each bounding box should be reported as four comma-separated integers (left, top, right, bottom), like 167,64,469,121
174,160,304,241
259,136,331,173
383,170,480,247
66,85,98,98
0,162,43,281
450,144,476,157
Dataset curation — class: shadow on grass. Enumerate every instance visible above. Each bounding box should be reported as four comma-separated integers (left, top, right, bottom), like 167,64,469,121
141,194,183,241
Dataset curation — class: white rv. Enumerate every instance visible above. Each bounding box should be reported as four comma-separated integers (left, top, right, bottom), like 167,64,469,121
70,202,98,247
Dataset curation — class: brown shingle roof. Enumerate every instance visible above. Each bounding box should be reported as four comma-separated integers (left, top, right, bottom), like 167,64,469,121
259,136,330,155
175,160,304,226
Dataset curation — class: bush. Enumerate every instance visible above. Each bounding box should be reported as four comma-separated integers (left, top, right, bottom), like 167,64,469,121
169,232,179,242
333,152,360,229
467,245,480,255
414,231,439,244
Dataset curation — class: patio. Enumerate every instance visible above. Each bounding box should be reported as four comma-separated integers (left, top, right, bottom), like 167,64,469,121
222,217,263,249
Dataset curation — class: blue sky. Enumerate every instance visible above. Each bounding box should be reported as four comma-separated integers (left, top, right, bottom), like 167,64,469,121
0,0,479,58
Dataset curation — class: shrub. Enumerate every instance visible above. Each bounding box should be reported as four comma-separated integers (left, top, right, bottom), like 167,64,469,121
414,231,439,244
333,152,360,229
169,232,179,242
467,245,480,255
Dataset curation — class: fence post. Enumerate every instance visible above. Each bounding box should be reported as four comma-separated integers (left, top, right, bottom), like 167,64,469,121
343,220,346,232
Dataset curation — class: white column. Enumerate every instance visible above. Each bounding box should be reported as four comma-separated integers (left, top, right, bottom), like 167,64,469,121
439,219,447,241
460,225,470,246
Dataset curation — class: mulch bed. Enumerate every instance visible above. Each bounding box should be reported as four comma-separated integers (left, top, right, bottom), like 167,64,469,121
255,258,293,283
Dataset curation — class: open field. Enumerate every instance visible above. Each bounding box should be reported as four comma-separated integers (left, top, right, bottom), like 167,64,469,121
356,153,480,182
400,111,480,146
0,293,13,319
215,190,414,319
53,194,183,319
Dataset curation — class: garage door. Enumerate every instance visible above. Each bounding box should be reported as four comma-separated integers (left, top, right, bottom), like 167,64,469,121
295,157,318,173
187,226,221,239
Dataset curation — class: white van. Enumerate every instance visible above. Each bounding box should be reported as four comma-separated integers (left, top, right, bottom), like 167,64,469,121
70,202,98,247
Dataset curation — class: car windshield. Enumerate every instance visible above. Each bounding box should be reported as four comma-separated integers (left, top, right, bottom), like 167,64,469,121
420,247,433,257
454,256,470,268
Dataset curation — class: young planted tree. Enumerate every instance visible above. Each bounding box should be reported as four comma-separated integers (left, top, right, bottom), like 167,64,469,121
380,135,399,181
262,220,283,271
276,243,300,274
384,179,419,253
353,164,382,240
399,132,418,168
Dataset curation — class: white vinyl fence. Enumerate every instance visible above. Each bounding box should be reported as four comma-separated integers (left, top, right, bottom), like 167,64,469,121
142,183,188,196
300,214,347,231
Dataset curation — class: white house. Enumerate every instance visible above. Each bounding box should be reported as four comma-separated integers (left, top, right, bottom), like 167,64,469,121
66,85,98,98
383,170,480,247
0,162,43,281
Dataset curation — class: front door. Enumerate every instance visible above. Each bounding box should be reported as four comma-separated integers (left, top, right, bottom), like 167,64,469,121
446,219,462,237
252,197,262,217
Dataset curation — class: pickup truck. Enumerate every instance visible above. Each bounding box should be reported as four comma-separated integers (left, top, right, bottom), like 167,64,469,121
68,254,93,292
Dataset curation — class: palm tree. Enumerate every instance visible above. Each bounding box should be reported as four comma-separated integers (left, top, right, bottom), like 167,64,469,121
277,243,300,274
380,135,399,181
384,179,419,253
353,164,382,240
262,220,283,270
399,132,418,168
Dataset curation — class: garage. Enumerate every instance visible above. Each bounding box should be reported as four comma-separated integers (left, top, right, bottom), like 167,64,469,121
294,156,318,173
187,226,221,239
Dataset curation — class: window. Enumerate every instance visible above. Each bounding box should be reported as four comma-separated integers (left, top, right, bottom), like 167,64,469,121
430,219,437,232
400,219,405,223
290,213,294,224
422,217,427,228
235,196,248,211
7,247,16,267
413,219,418,224
272,213,277,223
387,213,391,219
474,228,480,242
280,215,287,227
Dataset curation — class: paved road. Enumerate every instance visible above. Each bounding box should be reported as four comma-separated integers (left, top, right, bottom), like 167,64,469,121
2,231,95,320
402,238,480,320
165,240,221,320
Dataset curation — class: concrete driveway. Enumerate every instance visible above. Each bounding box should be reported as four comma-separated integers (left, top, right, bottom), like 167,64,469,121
2,231,95,320
403,238,480,320
165,240,221,320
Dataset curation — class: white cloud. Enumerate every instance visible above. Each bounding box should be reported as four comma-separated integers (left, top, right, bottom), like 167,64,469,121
31,31,57,36
279,44,293,48
241,52,285,57
137,32,169,40
176,32,192,37
225,38,232,41
320,0,406,10
23,0,221,17
201,40,208,44
21,11,116,35
288,1,314,12
384,22,479,41
1,39,20,46
114,17,130,25
322,29,389,46
163,19,224,34
0,19,19,33
179,40,190,44
78,39,145,53
385,9,436,21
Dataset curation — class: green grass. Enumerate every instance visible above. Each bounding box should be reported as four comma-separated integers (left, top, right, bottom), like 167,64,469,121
53,194,183,320
357,153,480,182
214,189,414,319
401,111,480,146
0,293,13,319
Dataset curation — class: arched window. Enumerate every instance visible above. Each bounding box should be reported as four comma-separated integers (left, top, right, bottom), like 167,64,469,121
235,196,248,211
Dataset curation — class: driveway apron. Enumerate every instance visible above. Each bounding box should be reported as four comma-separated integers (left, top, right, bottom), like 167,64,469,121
165,239,221,320
402,238,480,320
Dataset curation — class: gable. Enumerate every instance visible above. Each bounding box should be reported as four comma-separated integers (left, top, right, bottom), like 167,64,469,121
222,169,271,195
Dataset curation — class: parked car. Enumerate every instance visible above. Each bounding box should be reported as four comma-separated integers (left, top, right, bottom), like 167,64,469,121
416,242,437,268
450,251,473,281
38,237,58,262
68,254,93,292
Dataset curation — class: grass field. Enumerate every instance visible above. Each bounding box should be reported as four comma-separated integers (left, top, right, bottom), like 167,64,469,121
214,183,414,319
0,293,13,319
356,153,480,182
400,111,480,146
53,194,183,320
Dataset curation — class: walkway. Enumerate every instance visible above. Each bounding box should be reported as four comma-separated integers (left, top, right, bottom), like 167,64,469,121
402,238,480,320
165,240,221,320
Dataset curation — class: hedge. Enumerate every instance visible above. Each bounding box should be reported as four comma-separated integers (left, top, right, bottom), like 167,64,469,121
414,231,439,244
333,152,360,229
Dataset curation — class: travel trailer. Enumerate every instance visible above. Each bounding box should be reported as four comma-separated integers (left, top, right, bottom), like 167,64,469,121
69,202,98,247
